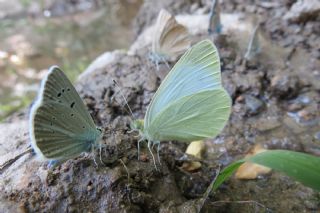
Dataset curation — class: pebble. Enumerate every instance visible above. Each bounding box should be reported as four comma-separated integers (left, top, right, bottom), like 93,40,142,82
287,95,311,111
287,105,319,126
284,0,320,23
245,95,264,115
270,74,300,98
255,116,281,131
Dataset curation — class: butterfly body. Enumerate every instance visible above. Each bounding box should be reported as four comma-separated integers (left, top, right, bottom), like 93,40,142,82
29,66,102,161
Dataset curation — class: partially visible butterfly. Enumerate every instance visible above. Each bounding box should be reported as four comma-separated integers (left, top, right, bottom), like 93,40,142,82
208,0,222,35
244,24,261,60
135,40,231,167
150,9,191,68
29,66,102,164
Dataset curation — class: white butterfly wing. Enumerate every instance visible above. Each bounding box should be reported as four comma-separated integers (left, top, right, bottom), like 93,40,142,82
146,89,231,141
146,40,222,126
144,40,231,141
152,9,190,58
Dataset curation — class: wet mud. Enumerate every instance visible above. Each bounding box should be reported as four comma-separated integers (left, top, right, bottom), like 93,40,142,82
1,0,319,212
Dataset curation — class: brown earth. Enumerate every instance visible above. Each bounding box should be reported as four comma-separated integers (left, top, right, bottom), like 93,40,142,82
0,0,319,212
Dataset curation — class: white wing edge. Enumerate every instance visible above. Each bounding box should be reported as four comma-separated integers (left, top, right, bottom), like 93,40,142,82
29,66,60,160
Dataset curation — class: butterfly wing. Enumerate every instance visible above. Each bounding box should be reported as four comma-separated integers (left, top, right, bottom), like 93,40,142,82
208,0,222,34
145,40,231,141
152,9,190,58
146,89,231,141
29,66,102,160
146,40,223,126
244,24,261,60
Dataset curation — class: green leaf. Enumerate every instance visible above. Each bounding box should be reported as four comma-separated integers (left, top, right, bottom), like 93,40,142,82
212,160,244,191
247,150,320,191
212,150,320,192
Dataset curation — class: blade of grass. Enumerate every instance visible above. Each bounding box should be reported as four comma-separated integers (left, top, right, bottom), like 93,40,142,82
212,160,244,191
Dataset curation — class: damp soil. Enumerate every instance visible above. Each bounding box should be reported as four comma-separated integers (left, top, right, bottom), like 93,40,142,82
1,0,320,212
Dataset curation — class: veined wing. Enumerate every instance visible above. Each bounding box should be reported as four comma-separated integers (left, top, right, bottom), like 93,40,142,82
152,9,190,58
29,66,101,159
145,40,222,128
145,89,231,141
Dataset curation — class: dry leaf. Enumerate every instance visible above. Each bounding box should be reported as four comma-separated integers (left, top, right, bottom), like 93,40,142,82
235,144,272,179
181,140,205,172
185,140,205,158
181,161,202,172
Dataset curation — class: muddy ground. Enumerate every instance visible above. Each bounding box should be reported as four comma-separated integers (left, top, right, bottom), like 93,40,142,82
0,0,319,212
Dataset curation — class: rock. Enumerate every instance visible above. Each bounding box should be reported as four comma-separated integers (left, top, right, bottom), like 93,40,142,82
244,95,264,115
284,0,320,23
287,93,312,112
0,0,24,19
233,72,263,95
0,120,30,167
78,50,124,81
255,116,281,132
270,74,300,99
286,104,319,127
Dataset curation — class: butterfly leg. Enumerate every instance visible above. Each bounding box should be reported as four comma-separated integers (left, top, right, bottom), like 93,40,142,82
156,141,161,165
47,159,64,169
155,59,160,71
148,140,158,170
99,145,104,165
137,138,144,160
151,141,161,165
160,56,170,69
91,145,98,167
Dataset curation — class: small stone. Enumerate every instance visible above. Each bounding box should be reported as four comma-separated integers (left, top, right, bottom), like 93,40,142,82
255,117,281,131
235,95,245,103
270,74,300,99
245,95,264,115
287,103,304,111
284,0,320,23
297,109,314,121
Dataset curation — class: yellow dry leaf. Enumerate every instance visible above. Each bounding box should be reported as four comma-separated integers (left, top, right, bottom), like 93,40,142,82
181,161,202,172
181,140,205,172
235,144,272,179
185,140,205,158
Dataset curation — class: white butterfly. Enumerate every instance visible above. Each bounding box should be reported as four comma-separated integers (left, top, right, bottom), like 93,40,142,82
150,9,191,67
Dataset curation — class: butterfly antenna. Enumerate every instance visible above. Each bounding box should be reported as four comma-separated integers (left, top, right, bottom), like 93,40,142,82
0,147,33,174
112,79,135,119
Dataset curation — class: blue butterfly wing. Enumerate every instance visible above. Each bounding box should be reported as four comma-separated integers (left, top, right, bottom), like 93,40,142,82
29,66,101,160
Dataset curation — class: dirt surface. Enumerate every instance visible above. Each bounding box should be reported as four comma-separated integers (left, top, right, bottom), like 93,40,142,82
1,0,320,212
